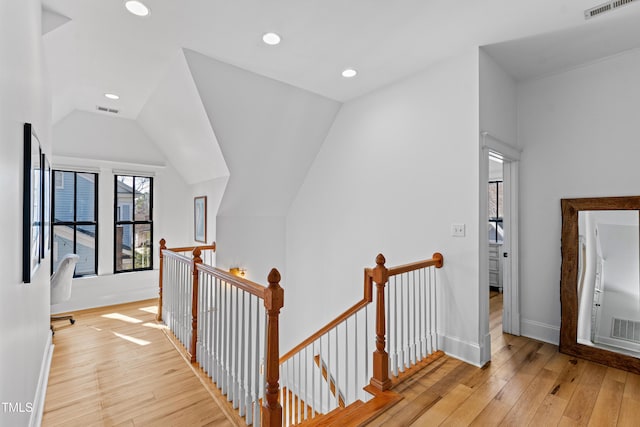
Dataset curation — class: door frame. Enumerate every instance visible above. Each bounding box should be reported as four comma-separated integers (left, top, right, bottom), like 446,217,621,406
479,131,521,364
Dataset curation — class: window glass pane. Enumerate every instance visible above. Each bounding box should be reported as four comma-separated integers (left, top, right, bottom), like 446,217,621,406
134,177,151,221
116,176,134,221
75,225,96,276
54,171,75,222
76,173,96,222
53,225,74,272
134,224,152,269
115,224,133,271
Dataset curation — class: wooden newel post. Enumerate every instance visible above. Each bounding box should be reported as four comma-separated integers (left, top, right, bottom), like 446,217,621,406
157,238,167,321
262,268,284,427
190,247,202,363
370,253,392,391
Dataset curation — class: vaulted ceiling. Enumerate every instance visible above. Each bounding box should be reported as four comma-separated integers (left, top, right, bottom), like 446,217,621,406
41,0,640,212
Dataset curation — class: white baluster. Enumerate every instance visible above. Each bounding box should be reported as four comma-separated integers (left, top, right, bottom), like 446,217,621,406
239,290,246,417
304,345,309,421
253,296,260,427
354,314,358,403
245,293,253,425
365,305,369,391
394,275,399,377
412,271,417,366
345,318,349,405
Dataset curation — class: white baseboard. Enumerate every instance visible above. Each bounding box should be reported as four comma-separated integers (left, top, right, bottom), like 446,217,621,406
51,287,158,314
30,332,54,427
521,319,560,345
439,333,483,367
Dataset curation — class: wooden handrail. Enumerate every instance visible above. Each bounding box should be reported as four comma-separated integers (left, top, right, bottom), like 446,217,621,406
197,263,266,299
313,355,346,408
168,242,216,253
387,252,444,276
280,269,374,364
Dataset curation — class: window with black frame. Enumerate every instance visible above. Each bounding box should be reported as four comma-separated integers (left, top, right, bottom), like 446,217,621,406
114,175,153,273
52,170,98,276
488,180,503,244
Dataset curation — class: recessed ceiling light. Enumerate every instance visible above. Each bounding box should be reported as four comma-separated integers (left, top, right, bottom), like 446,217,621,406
262,32,281,46
125,1,150,17
104,93,120,100
341,68,357,78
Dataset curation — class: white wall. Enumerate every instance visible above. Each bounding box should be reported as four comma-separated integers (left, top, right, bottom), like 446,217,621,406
0,2,52,425
479,50,518,145
216,216,286,284
285,50,482,364
50,111,192,313
518,49,640,344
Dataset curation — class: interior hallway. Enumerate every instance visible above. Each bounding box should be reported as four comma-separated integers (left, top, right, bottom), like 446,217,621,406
43,293,640,426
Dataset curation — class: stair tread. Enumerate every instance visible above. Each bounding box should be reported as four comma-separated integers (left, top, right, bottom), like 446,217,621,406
301,400,366,427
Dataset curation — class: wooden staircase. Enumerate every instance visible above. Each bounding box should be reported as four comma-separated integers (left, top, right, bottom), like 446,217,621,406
296,351,446,426
157,239,444,426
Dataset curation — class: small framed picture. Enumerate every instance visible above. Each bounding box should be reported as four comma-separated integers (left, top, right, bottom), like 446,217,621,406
194,196,207,243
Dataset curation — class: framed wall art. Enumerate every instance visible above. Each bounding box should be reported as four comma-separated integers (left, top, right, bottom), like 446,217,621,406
23,123,42,283
41,153,51,258
194,196,207,243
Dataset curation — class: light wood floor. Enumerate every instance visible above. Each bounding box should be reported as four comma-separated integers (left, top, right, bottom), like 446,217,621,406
43,294,640,426
43,300,233,427
366,291,640,426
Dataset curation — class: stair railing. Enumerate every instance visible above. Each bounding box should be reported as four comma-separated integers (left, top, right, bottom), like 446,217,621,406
279,252,444,425
157,238,283,427
278,270,374,425
370,252,444,387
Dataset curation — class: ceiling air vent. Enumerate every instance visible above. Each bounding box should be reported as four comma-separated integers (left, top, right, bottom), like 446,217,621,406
612,317,640,343
585,0,638,19
96,105,119,114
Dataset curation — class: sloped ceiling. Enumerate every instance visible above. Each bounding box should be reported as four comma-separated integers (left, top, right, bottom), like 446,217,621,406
137,50,229,185
39,0,640,217
483,4,640,81
184,49,341,216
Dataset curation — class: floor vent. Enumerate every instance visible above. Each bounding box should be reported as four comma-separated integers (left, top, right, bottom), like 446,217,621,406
612,318,640,343
96,105,119,114
585,0,638,19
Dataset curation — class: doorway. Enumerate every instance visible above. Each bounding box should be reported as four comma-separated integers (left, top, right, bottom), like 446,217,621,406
480,132,521,365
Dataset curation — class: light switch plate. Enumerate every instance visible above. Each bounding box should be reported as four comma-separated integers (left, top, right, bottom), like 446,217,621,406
451,223,466,237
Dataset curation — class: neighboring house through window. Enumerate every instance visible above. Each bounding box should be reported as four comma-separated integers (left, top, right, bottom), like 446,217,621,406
114,175,153,273
488,180,503,244
52,170,98,276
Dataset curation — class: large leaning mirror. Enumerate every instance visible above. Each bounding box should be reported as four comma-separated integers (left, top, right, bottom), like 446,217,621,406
560,196,640,374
